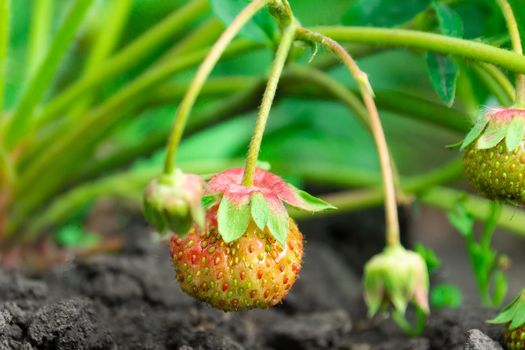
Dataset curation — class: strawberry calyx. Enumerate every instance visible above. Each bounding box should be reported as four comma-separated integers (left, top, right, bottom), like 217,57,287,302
488,289,525,330
205,167,335,245
461,107,525,152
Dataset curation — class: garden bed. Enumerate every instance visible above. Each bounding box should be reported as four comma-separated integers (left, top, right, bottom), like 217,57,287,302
0,209,514,350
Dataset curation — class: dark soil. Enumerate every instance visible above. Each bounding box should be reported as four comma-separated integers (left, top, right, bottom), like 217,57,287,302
0,210,509,350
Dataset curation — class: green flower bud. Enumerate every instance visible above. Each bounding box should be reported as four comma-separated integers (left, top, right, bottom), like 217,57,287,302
143,169,205,236
363,245,429,317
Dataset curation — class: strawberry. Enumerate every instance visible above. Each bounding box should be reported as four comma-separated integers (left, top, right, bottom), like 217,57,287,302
363,245,429,317
170,211,303,311
489,289,525,350
504,324,525,350
168,167,334,311
462,108,525,206
143,169,205,236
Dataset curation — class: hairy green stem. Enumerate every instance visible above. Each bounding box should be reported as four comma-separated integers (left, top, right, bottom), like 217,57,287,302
35,0,209,127
242,23,296,186
26,0,53,81
297,28,401,247
471,62,515,106
314,26,525,74
0,0,9,115
495,0,525,106
163,0,269,174
4,0,93,149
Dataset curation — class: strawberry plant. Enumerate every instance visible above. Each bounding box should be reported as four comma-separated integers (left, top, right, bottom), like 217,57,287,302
1,0,525,343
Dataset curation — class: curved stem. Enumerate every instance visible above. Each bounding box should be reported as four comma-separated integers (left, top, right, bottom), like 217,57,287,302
163,0,269,174
495,0,525,106
242,23,296,186
471,62,515,106
312,26,525,74
297,27,400,247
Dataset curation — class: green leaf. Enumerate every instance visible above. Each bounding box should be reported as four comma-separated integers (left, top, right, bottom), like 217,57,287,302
510,302,525,329
267,202,289,246
414,243,441,273
430,284,462,309
290,185,336,212
217,195,250,243
488,293,522,324
432,2,464,38
250,192,269,230
505,117,525,152
343,0,431,27
461,115,489,150
426,52,458,106
447,202,474,238
210,0,277,43
477,120,509,149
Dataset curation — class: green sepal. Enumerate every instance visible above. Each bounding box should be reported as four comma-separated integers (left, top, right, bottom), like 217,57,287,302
202,194,219,208
250,192,269,231
461,115,488,150
477,120,509,149
267,204,289,246
290,185,337,212
217,195,250,243
488,291,525,329
505,116,525,152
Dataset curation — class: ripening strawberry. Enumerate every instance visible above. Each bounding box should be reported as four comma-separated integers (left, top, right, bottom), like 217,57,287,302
170,211,303,311
489,289,525,350
462,108,525,206
504,324,525,350
168,167,334,311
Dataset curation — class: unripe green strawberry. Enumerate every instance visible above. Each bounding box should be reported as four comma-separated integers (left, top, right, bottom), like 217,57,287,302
143,169,205,236
168,167,334,311
489,289,525,350
504,324,525,350
170,212,303,311
363,245,429,317
462,108,525,206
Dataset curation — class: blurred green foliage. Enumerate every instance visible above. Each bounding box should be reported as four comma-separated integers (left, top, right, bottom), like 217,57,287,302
0,0,522,245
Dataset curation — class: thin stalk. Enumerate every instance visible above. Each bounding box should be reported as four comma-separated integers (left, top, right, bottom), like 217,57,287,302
242,23,296,186
163,0,269,174
495,0,525,105
313,26,525,74
26,0,53,80
35,0,209,127
0,0,9,115
471,62,514,106
4,0,93,149
297,28,400,247
67,0,132,119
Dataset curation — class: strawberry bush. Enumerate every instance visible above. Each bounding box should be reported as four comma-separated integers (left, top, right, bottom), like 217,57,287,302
1,0,525,342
